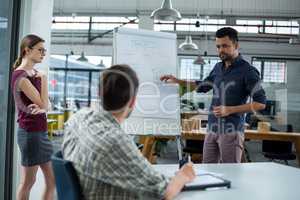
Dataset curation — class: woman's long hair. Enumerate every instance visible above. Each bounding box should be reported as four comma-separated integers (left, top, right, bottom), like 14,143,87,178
13,34,45,69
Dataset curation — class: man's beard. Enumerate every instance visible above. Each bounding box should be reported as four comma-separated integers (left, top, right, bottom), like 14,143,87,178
219,53,233,62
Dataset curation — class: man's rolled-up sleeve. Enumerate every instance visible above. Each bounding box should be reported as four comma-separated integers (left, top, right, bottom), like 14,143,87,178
245,67,266,104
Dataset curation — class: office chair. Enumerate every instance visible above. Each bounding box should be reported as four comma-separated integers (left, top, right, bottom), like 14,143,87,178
183,140,204,163
51,151,83,200
262,124,296,165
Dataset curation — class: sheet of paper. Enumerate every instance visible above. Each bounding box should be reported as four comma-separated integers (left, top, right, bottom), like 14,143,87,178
163,169,223,178
185,174,224,187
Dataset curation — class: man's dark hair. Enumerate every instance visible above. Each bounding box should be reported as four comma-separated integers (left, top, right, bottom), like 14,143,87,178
100,64,139,111
216,27,239,43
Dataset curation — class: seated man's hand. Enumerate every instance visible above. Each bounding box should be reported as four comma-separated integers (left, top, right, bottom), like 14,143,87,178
164,162,196,200
177,162,196,183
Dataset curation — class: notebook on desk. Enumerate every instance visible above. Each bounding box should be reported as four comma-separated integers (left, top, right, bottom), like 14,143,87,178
183,173,231,191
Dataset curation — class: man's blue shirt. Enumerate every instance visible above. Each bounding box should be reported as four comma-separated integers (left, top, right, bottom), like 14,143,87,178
196,55,266,134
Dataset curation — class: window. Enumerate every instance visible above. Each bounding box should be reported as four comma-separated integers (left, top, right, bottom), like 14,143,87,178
71,55,112,67
202,58,219,79
154,18,226,32
52,16,90,30
0,17,8,28
180,58,200,80
49,55,102,109
252,59,286,83
92,17,138,30
179,57,219,80
265,20,299,35
263,61,286,83
52,16,138,30
175,18,226,32
154,20,175,31
235,20,262,33
227,19,299,35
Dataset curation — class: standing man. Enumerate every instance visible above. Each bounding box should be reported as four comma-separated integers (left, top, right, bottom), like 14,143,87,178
161,27,266,163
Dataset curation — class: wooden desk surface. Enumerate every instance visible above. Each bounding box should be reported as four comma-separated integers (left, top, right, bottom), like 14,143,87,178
181,129,300,141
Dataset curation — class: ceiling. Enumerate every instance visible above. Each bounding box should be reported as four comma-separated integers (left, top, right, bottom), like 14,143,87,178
50,0,300,47
53,0,300,19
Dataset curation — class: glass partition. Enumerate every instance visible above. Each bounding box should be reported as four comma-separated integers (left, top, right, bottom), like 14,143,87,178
0,0,19,199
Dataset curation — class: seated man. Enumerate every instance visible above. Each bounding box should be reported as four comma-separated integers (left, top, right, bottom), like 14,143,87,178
62,64,195,200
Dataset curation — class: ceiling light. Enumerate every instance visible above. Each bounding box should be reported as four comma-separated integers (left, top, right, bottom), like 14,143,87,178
77,52,88,62
193,55,206,65
97,60,106,68
179,36,198,51
150,0,182,22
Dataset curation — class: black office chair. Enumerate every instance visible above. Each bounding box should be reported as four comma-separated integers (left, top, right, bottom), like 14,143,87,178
51,151,83,200
182,118,205,163
262,124,296,165
183,140,204,163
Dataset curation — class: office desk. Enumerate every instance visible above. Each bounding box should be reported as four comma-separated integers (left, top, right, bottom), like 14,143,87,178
181,111,209,118
153,162,300,200
141,130,300,166
182,129,300,166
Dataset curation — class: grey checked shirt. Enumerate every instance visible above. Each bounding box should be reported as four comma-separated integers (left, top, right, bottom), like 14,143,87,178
62,106,169,200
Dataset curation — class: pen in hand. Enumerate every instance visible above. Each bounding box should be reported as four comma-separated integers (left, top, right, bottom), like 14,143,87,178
179,155,192,169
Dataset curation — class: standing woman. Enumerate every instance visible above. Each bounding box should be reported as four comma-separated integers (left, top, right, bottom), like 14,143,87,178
11,34,55,200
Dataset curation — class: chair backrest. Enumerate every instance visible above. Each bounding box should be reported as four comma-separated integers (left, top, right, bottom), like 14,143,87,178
262,124,293,153
51,151,82,200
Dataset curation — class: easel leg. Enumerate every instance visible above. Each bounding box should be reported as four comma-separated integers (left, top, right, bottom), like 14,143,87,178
177,136,187,168
141,136,156,163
